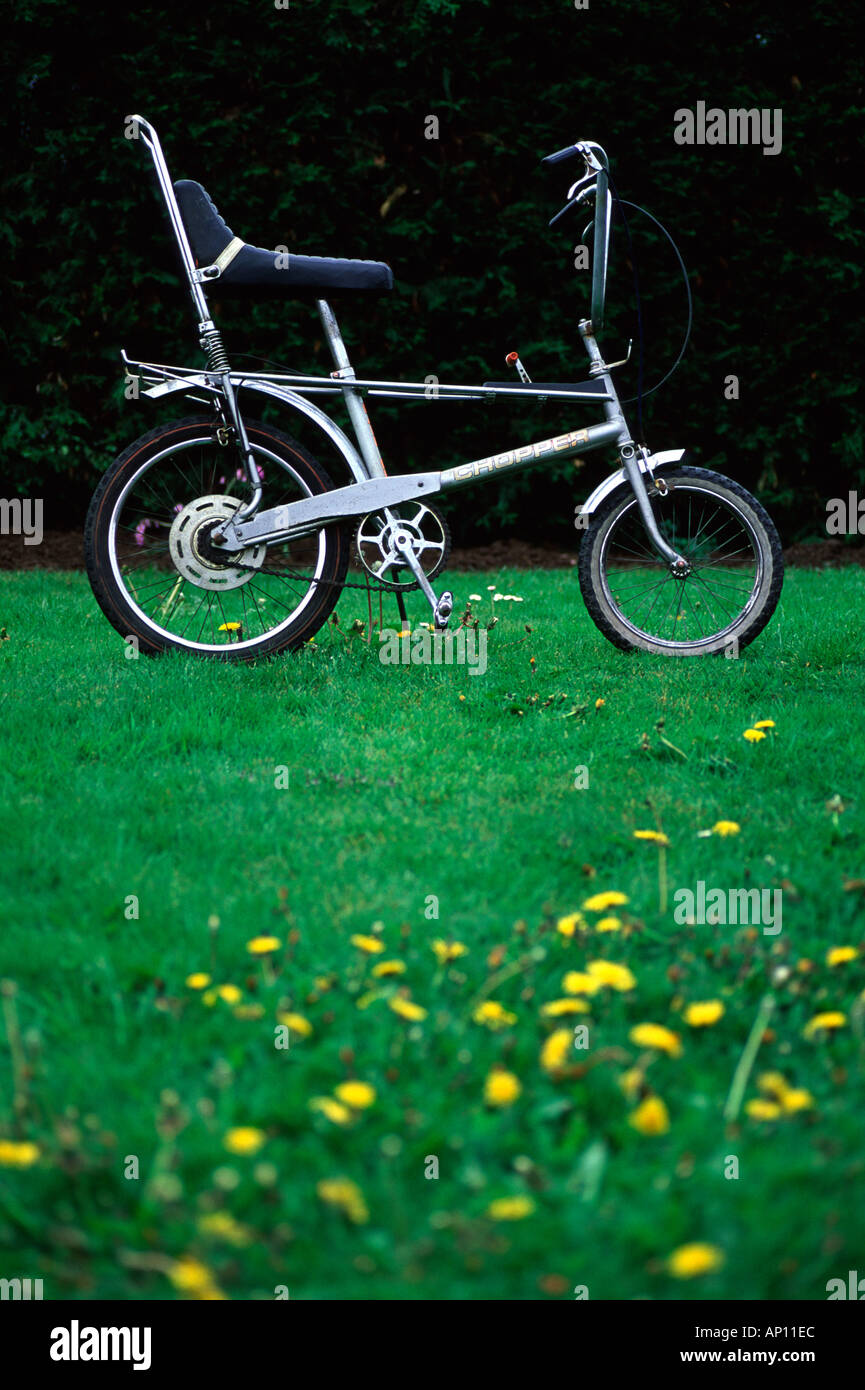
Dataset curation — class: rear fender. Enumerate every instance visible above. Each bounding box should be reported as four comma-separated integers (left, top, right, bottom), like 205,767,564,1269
139,376,369,484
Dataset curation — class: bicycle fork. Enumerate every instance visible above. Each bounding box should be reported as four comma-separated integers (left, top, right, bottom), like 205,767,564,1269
578,319,690,575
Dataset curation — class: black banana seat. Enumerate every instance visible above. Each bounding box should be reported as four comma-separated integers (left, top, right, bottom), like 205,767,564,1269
173,179,393,296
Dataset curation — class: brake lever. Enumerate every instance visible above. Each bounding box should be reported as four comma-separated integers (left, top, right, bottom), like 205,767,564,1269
567,170,597,201
548,200,579,228
548,179,598,229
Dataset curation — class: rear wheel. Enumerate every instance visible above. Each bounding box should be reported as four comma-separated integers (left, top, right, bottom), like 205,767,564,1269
578,465,783,655
85,416,350,660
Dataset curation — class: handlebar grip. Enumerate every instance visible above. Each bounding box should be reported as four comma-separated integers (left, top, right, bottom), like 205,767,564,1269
541,144,580,167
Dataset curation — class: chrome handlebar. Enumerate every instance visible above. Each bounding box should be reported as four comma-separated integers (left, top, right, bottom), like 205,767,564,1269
543,140,612,334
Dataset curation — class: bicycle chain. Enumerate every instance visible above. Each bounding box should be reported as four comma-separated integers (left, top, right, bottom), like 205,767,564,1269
241,562,419,595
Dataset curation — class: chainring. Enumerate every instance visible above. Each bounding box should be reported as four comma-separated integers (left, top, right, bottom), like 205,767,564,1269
353,501,451,591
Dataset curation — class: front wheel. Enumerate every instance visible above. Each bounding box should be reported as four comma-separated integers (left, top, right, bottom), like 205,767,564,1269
578,465,784,656
85,416,350,660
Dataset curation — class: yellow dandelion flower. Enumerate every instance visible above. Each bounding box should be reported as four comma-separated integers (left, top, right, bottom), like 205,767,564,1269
372,959,406,977
684,1000,725,1027
595,915,623,933
197,1211,252,1247
168,1256,218,1294
758,1073,814,1115
185,972,211,989
233,1003,265,1020
826,946,858,967
619,1067,644,1099
629,1095,670,1135
667,1243,724,1279
711,820,741,837
563,970,602,996
223,1126,266,1156
217,622,242,632
633,829,670,846
334,1081,376,1110
246,935,281,955
317,1177,369,1224
803,1011,847,1038
587,960,637,992
431,940,468,964
629,1022,683,1057
487,1195,535,1221
753,720,775,729
216,984,242,1004
389,997,427,1021
780,1088,814,1114
757,1071,790,1100
196,1211,236,1239
309,1096,353,1125
743,728,765,742
0,1140,40,1168
351,934,385,954
355,989,381,1010
582,890,629,912
540,1028,573,1073
541,997,590,1016
483,1070,522,1107
556,912,587,937
473,1000,518,1029
276,1011,313,1037
745,1098,782,1120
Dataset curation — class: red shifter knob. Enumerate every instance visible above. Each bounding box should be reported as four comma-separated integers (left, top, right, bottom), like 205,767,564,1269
505,351,531,383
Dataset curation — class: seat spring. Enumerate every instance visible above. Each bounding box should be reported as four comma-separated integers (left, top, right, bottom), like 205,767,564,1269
201,328,231,373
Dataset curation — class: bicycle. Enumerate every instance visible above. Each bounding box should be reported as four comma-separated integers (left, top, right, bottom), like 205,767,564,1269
85,117,784,660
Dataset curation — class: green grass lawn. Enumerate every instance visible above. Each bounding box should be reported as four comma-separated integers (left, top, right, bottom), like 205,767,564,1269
1,565,864,1300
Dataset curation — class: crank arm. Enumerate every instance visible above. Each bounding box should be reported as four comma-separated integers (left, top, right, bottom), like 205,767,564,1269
388,511,453,629
392,523,441,618
215,471,442,550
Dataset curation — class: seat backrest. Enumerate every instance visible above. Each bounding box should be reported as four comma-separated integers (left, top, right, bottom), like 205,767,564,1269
173,180,234,264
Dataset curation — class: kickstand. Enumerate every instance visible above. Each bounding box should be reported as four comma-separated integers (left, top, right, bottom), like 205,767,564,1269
395,590,408,628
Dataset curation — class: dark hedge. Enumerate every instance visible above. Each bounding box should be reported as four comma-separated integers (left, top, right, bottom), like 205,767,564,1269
1,0,861,544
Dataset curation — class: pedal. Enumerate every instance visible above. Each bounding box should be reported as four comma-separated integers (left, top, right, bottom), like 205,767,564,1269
434,590,454,630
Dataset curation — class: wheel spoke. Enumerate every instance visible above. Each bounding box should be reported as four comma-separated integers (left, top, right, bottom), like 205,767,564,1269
597,481,766,650
107,433,334,652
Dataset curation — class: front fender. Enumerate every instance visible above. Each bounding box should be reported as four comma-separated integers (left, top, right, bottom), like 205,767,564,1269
580,449,686,517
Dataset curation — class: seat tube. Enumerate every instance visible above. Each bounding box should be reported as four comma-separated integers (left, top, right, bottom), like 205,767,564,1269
316,299,386,479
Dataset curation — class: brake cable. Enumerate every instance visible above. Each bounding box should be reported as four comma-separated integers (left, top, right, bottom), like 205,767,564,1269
603,169,645,436
560,169,693,429
603,183,694,415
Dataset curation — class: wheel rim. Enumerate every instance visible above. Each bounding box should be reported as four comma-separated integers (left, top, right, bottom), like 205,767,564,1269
597,482,765,650
107,434,332,652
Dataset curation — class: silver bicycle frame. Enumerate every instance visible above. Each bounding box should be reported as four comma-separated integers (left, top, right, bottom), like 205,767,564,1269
123,116,686,569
